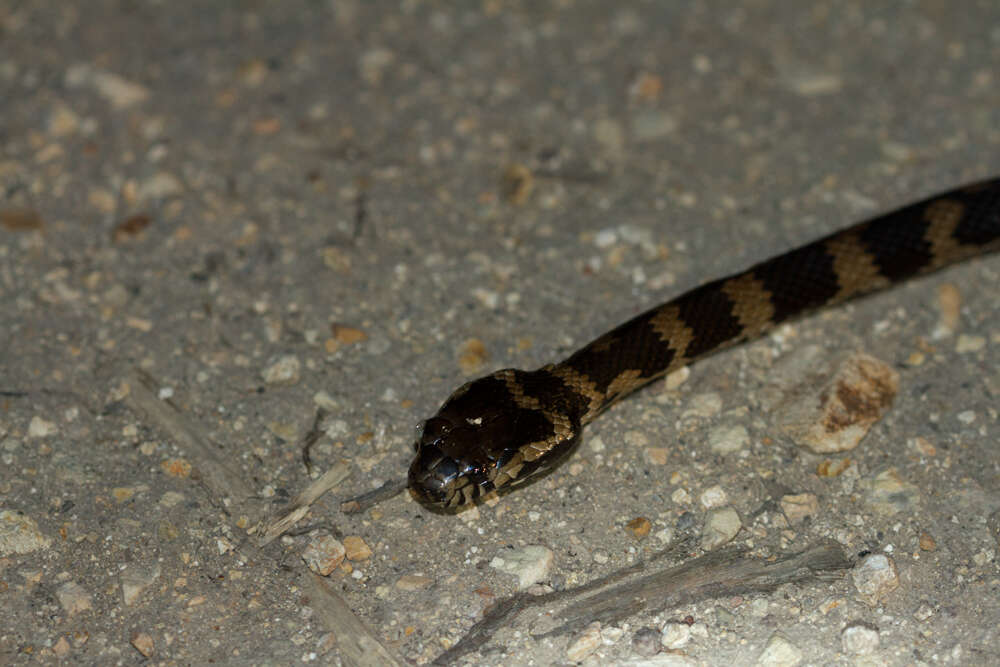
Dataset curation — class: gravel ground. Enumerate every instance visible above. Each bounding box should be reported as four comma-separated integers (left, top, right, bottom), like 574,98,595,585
2,1,999,665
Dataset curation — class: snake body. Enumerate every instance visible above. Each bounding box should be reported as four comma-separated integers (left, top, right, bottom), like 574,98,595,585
409,178,1000,510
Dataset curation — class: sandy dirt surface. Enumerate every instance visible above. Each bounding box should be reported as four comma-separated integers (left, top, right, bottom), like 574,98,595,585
2,2,999,665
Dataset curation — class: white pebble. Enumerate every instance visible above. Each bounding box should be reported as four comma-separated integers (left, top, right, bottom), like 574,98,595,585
660,621,691,649
708,424,749,454
756,631,802,666
852,554,899,606
489,545,554,589
262,355,301,384
594,229,618,248
699,485,728,509
701,507,741,550
955,334,985,353
27,416,58,438
841,622,880,655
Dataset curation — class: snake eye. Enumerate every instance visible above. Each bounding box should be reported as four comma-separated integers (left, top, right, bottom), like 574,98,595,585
421,417,451,444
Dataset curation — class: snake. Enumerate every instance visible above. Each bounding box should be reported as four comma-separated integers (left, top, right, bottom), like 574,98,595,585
408,177,1000,510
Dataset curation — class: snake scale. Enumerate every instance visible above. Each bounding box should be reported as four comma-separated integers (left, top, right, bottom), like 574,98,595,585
408,177,1000,510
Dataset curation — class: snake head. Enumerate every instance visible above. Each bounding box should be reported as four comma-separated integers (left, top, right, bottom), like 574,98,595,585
408,369,582,511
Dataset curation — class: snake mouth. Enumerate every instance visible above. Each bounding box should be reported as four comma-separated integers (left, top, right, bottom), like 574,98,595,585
407,444,493,510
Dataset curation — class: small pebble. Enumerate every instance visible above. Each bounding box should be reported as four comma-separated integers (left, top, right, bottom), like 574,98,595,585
756,631,802,666
301,536,346,576
852,553,899,606
130,632,155,657
626,517,652,539
0,510,52,555
52,636,71,657
816,458,852,477
625,429,649,448
779,493,819,525
313,391,339,411
783,69,842,96
121,563,161,606
841,621,880,655
343,536,373,561
645,447,669,465
458,338,489,375
490,545,553,590
56,581,93,616
654,527,675,544
701,507,741,550
684,392,723,418
28,416,58,438
601,626,624,644
47,102,80,137
699,485,728,509
778,352,897,454
138,172,182,200
565,622,602,662
660,620,691,649
65,63,150,108
955,334,985,353
262,355,301,384
664,366,690,390
935,283,961,334
331,324,367,345
628,71,663,102
708,424,749,454
632,627,662,657
594,228,618,248
161,458,192,478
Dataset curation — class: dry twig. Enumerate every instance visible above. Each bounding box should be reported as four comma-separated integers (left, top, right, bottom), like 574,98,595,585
258,462,351,546
434,539,852,665
305,571,402,666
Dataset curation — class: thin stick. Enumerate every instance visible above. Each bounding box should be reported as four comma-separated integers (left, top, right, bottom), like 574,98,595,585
340,477,408,514
300,408,328,475
258,462,351,546
125,368,254,508
305,571,402,666
434,539,851,665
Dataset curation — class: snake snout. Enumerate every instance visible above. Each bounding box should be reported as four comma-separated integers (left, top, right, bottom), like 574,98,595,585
408,444,460,507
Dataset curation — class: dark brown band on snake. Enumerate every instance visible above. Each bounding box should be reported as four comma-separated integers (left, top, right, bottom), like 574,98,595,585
408,178,1000,510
